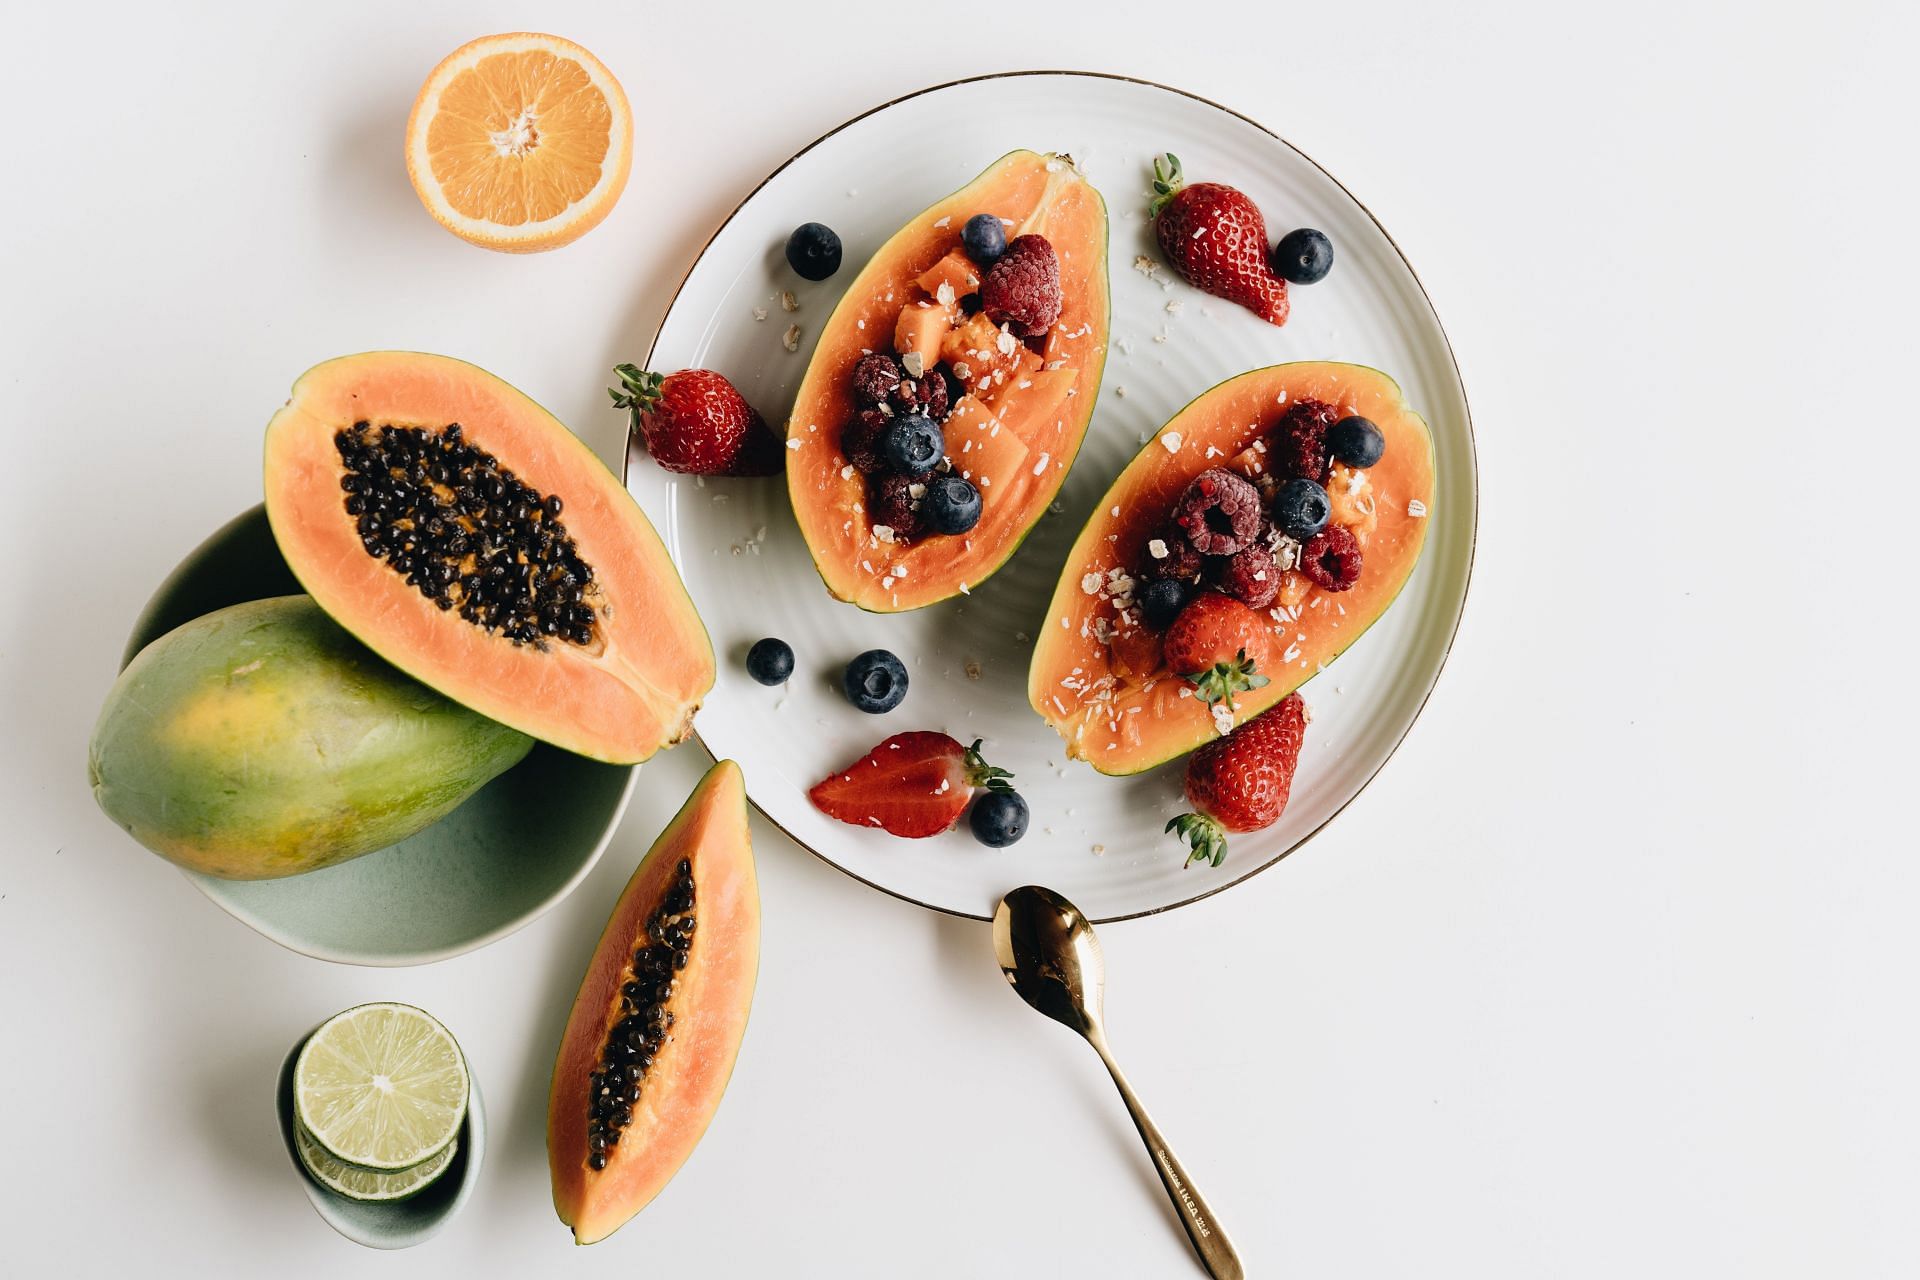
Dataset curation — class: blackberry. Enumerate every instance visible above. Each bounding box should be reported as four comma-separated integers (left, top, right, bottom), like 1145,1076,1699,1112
1272,397,1340,484
1211,543,1280,609
849,352,903,405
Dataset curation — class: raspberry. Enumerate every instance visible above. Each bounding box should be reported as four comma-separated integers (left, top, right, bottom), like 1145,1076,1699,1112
1300,524,1363,591
867,472,924,543
1173,468,1264,555
1271,397,1340,483
981,235,1062,338
841,407,891,473
1143,525,1205,582
849,352,903,405
1211,542,1279,609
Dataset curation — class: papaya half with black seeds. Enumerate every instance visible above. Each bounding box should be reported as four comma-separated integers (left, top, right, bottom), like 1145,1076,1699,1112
263,351,713,763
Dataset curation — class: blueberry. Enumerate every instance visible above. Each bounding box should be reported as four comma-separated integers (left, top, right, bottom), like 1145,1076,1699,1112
961,213,1007,268
922,475,981,535
785,222,842,281
842,649,908,714
745,637,794,686
880,414,943,476
1273,477,1331,540
1138,578,1189,630
968,790,1029,847
1271,228,1333,285
1327,416,1385,468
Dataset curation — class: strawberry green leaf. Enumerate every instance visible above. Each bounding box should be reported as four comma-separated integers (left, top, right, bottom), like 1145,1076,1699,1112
962,738,1015,793
608,364,664,429
1166,812,1228,868
1148,153,1185,217
1184,648,1269,712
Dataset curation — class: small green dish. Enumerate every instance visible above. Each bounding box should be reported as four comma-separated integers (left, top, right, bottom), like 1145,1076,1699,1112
274,1021,485,1248
121,506,635,966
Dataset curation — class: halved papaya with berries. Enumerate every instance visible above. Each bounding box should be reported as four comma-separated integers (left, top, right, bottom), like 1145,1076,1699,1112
548,759,758,1244
786,150,1109,611
1029,362,1434,775
263,352,713,764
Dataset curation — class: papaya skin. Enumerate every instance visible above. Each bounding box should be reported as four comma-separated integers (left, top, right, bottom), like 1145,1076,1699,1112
88,596,532,879
1029,363,1436,775
549,760,759,1245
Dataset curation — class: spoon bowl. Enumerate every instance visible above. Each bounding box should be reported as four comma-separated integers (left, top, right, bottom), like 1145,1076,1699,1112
992,884,1107,1035
272,1023,485,1249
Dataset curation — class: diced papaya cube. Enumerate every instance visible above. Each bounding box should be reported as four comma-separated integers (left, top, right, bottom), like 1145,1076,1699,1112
941,313,1031,399
1326,463,1379,542
893,301,954,373
977,348,1045,407
989,368,1076,448
1228,439,1271,479
915,249,981,305
943,394,1029,500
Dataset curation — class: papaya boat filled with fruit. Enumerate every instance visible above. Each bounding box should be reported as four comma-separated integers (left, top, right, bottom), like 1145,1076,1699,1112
1029,361,1434,776
549,761,760,1245
784,149,1111,611
263,351,714,764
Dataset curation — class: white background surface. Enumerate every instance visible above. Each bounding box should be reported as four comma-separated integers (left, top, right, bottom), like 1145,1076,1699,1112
3,2,1914,1276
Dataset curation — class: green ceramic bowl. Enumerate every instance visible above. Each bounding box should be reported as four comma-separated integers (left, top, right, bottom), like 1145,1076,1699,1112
121,506,636,966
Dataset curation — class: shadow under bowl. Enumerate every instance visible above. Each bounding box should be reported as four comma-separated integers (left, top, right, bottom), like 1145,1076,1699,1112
273,1024,486,1249
123,506,636,966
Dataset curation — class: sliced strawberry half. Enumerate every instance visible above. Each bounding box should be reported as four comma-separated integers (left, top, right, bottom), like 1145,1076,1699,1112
809,731,1012,838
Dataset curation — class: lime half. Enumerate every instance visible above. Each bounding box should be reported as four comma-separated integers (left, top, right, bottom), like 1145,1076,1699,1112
295,1121,457,1202
293,1003,469,1171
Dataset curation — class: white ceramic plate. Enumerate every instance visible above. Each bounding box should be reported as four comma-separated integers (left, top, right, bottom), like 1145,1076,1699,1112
628,72,1475,922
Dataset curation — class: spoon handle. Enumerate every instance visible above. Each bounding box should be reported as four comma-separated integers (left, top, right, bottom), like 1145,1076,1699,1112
1088,1033,1245,1280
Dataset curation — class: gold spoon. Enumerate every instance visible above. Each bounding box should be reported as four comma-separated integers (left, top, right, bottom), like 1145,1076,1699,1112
992,885,1245,1280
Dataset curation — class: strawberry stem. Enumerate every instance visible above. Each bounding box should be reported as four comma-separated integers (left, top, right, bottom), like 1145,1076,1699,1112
1166,813,1228,868
962,739,1015,794
608,363,664,432
1148,153,1184,218
1184,648,1270,713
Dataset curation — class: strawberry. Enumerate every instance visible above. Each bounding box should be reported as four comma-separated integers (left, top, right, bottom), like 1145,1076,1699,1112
1168,693,1308,867
610,364,783,476
1149,154,1290,327
809,732,1013,838
1162,591,1273,709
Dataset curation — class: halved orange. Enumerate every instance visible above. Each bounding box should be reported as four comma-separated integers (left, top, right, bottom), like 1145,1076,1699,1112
405,33,632,253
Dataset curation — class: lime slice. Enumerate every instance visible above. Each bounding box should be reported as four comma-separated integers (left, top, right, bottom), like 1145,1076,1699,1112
293,1003,469,1171
295,1121,457,1202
